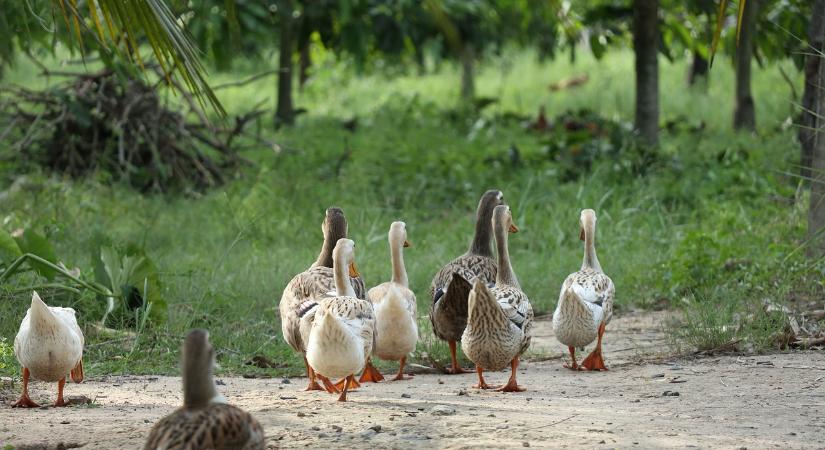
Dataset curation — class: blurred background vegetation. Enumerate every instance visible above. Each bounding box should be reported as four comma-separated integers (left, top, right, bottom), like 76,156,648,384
0,0,822,377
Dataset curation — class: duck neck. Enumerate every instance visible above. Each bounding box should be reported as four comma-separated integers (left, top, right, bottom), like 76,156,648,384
469,206,495,257
334,257,356,297
390,240,408,287
316,219,347,268
582,223,601,272
183,357,218,409
494,225,519,288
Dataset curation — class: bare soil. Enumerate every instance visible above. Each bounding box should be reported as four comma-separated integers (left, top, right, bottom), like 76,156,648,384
2,311,824,450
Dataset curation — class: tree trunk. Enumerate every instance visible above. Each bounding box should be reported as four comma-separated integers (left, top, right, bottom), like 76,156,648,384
800,0,825,181
633,0,659,146
733,0,759,131
808,20,825,258
299,40,311,90
688,49,709,87
275,0,294,126
460,43,475,101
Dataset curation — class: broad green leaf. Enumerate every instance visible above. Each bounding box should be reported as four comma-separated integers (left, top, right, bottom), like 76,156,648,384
589,34,606,60
0,229,22,265
14,230,59,280
92,243,167,326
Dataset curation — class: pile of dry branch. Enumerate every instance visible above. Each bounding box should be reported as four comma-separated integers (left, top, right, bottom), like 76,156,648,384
0,68,263,192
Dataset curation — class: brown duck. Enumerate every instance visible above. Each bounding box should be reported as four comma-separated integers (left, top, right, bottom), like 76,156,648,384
428,190,505,374
144,329,265,450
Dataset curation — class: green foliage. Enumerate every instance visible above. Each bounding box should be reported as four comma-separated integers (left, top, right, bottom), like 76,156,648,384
0,336,14,371
92,243,167,327
0,228,22,265
1,0,225,114
13,229,58,280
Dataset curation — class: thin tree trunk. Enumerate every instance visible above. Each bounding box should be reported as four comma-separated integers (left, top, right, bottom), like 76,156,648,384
633,0,659,146
299,40,311,90
800,0,825,180
733,0,759,131
275,0,294,126
460,43,475,101
688,49,709,87
808,21,825,258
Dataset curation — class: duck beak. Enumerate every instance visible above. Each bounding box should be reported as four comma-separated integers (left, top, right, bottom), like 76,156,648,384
508,223,519,233
579,227,585,241
403,240,412,248
349,261,360,278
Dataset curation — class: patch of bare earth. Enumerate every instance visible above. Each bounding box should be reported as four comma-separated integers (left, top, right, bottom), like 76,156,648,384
1,311,823,449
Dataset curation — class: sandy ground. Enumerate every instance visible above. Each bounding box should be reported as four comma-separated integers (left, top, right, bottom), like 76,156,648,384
1,311,824,450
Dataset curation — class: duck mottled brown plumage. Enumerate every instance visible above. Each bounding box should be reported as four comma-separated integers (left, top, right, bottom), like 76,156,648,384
429,190,504,374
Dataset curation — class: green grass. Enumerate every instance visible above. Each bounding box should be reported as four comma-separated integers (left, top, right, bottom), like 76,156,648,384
0,47,820,378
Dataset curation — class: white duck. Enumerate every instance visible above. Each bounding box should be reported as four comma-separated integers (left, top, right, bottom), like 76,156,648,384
145,329,265,450
13,291,84,407
367,221,417,382
306,238,376,401
552,209,615,371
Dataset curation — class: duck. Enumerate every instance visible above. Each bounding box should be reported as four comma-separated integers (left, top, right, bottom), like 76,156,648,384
429,190,505,374
306,238,376,401
12,291,84,408
462,205,533,392
552,209,615,371
367,221,417,382
144,329,265,450
279,207,366,391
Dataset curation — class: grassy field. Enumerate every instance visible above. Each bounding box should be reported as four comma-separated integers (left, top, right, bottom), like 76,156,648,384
0,48,818,378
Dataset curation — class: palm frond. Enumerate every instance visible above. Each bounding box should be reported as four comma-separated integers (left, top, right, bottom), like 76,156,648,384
54,0,225,117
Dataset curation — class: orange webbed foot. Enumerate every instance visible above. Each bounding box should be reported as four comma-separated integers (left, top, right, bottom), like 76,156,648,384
578,350,608,371
496,379,526,392
304,379,325,391
12,395,40,408
317,375,340,394
391,373,414,381
358,360,384,383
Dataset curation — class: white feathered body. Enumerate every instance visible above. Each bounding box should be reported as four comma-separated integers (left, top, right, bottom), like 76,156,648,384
369,283,418,361
14,294,84,382
552,269,614,348
306,296,375,380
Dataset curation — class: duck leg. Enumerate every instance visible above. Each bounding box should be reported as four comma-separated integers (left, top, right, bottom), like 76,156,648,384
472,365,498,389
563,346,578,370
303,356,324,391
335,377,360,391
12,367,40,408
496,358,526,392
53,378,69,407
391,356,414,381
358,358,384,383
317,374,340,394
448,341,468,374
579,323,608,371
337,375,355,402
71,358,84,383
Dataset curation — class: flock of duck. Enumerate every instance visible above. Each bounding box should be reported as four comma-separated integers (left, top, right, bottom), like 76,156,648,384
8,190,614,449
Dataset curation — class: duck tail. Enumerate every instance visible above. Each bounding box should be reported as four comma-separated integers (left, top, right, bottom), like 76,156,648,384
467,279,502,324
29,291,56,328
440,272,472,313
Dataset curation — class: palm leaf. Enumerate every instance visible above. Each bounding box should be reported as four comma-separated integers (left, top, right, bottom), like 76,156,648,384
709,0,746,67
53,0,225,117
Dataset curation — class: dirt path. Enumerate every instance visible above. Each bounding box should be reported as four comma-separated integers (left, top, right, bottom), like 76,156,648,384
2,312,824,449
